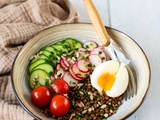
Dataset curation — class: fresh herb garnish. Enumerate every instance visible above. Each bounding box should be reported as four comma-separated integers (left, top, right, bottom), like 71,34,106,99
102,118,108,120
75,114,81,118
102,57,105,60
86,95,90,101
99,51,102,54
97,93,101,98
85,45,89,48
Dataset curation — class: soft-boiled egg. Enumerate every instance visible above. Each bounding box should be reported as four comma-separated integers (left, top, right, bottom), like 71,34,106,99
91,60,129,97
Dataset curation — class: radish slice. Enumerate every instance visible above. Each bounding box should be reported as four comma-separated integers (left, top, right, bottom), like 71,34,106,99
88,54,102,69
60,59,68,70
78,48,87,52
72,64,90,79
56,64,63,71
68,66,84,81
75,51,87,60
76,60,91,73
101,47,110,61
90,47,104,52
63,72,78,87
66,57,74,65
90,49,107,62
63,59,70,67
83,41,98,51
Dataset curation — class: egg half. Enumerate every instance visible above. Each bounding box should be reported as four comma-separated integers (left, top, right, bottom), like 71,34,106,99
91,60,129,97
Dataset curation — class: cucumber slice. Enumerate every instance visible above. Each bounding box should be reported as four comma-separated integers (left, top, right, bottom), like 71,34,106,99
40,50,57,67
32,63,54,75
51,58,57,67
43,46,61,57
29,69,49,89
55,40,70,48
30,54,50,64
40,50,53,58
51,44,69,54
29,59,49,73
64,38,82,50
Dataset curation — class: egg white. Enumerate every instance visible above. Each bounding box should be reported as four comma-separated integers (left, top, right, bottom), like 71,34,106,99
91,60,119,92
90,60,129,97
106,63,129,97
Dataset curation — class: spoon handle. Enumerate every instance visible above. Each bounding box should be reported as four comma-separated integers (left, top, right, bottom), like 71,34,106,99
83,0,110,46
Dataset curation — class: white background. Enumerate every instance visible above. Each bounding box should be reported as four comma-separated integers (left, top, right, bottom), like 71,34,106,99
70,0,160,120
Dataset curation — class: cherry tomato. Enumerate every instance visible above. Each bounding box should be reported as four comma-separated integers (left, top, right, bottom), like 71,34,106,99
50,94,70,117
51,79,70,94
31,86,52,108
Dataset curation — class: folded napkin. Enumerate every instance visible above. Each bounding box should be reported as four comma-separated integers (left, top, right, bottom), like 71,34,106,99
0,0,79,119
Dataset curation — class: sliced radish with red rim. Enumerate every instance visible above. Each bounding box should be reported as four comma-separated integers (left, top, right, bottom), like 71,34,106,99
63,59,70,67
56,64,63,71
90,49,107,62
90,46,104,51
60,59,68,70
68,66,84,81
88,54,102,69
75,51,87,60
78,48,87,52
63,72,78,87
76,60,91,73
72,64,90,79
83,41,98,51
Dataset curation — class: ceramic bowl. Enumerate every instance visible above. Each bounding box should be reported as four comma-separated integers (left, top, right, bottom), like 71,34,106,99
11,23,150,120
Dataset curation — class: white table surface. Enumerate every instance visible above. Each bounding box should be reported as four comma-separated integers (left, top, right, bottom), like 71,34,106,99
70,0,160,120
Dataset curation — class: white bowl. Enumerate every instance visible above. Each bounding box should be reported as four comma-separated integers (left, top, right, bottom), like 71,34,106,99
11,23,150,120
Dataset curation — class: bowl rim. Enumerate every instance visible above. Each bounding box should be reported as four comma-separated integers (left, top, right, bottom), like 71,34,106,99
10,23,151,120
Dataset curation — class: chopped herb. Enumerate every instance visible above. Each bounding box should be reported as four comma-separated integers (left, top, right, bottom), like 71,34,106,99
89,104,93,107
81,85,85,90
87,63,92,67
102,118,108,120
102,57,105,60
106,105,112,109
100,110,104,114
75,114,81,118
81,114,84,118
97,93,101,98
69,81,76,85
83,79,88,84
115,107,118,111
74,94,78,99
88,117,91,120
99,51,102,54
81,56,86,60
90,43,93,46
86,95,90,101
85,45,89,48
79,88,85,93
86,56,89,59
76,73,82,76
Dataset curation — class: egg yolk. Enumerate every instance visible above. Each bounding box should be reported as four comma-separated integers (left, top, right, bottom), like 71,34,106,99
98,73,116,92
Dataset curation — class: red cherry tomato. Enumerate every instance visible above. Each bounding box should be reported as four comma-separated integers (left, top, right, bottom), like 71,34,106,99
51,79,70,94
31,86,52,108
50,94,70,117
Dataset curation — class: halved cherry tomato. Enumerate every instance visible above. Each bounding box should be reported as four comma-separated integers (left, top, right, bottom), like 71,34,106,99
50,94,70,117
51,79,70,94
31,86,52,108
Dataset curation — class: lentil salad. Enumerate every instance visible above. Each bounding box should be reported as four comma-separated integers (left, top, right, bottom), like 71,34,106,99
28,38,124,119
40,77,123,120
